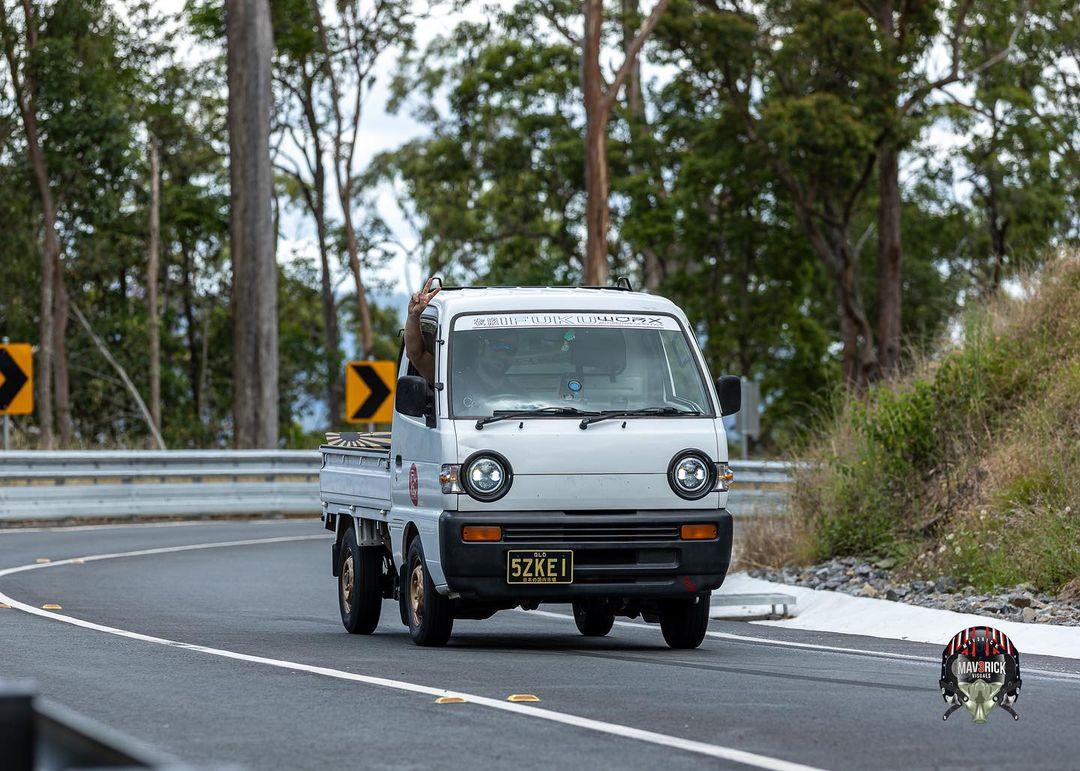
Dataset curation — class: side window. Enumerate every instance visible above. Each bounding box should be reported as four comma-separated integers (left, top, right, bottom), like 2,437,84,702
660,331,707,411
405,318,438,380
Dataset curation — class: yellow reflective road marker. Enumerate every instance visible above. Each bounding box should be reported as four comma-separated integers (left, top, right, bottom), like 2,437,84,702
35,558,50,564
0,603,10,609
42,604,62,610
507,694,540,703
435,696,467,704
71,558,86,565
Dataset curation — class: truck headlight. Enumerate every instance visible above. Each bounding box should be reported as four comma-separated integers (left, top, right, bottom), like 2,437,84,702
667,450,716,500
461,451,513,502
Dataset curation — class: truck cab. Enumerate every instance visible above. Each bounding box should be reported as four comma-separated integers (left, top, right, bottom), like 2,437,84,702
320,283,740,648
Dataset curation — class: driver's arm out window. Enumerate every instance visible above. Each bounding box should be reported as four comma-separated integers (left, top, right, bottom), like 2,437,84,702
407,318,438,384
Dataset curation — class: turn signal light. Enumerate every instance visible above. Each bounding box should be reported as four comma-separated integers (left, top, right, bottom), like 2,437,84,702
462,525,503,542
680,523,718,540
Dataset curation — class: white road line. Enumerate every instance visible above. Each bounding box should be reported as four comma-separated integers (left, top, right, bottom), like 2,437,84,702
525,610,1080,683
0,537,823,771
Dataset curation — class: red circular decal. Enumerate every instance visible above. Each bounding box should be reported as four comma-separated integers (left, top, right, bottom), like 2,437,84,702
408,463,419,506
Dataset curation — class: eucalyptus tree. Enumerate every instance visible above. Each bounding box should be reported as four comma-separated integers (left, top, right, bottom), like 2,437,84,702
273,0,343,422
0,0,61,447
303,0,425,359
226,0,278,447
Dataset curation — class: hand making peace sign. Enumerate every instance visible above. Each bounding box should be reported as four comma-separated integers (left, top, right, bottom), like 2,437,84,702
408,277,441,318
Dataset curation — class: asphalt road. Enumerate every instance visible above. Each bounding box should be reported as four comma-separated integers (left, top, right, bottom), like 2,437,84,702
2,520,1079,770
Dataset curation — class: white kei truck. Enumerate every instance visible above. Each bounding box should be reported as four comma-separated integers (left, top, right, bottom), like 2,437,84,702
319,280,741,649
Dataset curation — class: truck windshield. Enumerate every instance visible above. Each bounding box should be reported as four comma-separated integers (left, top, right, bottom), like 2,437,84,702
448,313,712,419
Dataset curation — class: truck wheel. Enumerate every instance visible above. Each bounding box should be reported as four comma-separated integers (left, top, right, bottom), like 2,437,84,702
338,527,382,634
572,601,615,637
406,538,453,646
659,593,711,649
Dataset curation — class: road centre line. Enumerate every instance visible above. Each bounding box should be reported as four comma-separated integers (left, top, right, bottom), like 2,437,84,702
0,535,823,771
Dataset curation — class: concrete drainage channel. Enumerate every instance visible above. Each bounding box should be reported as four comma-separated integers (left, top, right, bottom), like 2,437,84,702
0,680,180,770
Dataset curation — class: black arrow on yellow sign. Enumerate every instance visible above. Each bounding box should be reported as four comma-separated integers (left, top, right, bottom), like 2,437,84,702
350,363,392,420
0,349,29,411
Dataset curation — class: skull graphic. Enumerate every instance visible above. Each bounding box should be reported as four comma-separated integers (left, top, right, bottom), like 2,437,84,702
940,626,1021,723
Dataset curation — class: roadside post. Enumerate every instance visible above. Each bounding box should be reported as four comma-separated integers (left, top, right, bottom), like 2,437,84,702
736,378,760,460
0,337,35,451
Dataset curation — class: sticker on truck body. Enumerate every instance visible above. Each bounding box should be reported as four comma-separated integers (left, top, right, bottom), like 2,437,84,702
409,464,419,506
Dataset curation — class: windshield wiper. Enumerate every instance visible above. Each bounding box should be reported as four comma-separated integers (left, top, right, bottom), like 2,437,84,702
578,406,702,429
475,406,599,430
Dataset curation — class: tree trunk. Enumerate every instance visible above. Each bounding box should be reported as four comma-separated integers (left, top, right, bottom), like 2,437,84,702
582,0,610,286
2,38,58,447
52,267,72,445
301,74,343,419
314,180,343,419
876,141,903,374
800,211,879,390
147,136,162,441
987,178,1008,292
341,209,375,358
621,0,665,292
180,243,203,424
226,0,279,448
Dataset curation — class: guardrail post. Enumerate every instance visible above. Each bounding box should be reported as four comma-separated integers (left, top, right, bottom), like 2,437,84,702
0,679,36,771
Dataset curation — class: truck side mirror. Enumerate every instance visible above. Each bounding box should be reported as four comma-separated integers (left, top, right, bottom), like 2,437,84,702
716,375,741,417
396,375,432,420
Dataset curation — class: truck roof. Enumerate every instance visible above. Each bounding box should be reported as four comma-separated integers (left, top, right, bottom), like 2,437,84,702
427,286,687,320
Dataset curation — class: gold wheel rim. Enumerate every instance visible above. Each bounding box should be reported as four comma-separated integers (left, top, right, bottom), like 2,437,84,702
410,563,425,627
341,553,354,615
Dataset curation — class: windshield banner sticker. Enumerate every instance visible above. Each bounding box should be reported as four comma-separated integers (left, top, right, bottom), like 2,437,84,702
460,313,680,330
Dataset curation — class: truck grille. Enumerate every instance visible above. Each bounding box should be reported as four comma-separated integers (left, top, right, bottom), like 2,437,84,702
501,522,680,544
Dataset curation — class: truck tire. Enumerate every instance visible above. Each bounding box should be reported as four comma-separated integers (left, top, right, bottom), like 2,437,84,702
406,538,453,646
572,601,615,637
659,593,711,649
338,526,382,634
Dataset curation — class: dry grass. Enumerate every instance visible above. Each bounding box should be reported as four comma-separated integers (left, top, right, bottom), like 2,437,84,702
733,514,815,572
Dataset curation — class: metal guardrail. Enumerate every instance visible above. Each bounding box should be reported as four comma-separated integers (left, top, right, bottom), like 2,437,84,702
0,451,792,522
1,679,179,769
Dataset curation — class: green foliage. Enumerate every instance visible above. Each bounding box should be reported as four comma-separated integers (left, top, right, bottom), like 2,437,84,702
1,0,1076,455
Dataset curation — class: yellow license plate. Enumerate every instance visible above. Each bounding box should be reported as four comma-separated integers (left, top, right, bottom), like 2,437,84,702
506,550,574,584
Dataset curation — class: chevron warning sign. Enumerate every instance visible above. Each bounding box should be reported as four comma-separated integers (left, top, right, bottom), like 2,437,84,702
345,360,396,423
0,343,33,416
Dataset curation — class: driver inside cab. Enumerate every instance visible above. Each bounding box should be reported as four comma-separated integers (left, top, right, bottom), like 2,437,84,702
405,277,517,414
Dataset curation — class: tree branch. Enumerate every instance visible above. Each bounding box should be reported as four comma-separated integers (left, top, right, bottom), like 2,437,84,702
70,302,166,450
541,3,579,45
901,0,1028,116
603,0,670,111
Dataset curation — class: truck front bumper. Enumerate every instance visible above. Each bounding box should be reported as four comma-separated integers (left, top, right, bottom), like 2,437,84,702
438,509,732,600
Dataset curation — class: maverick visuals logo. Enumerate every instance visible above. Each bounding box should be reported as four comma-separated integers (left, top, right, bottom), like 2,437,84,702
940,626,1021,723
